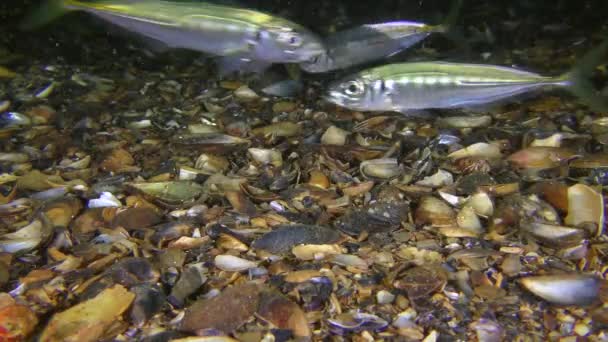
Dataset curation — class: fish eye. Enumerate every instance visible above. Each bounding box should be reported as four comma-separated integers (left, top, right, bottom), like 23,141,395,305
287,35,302,46
343,81,364,96
277,31,302,47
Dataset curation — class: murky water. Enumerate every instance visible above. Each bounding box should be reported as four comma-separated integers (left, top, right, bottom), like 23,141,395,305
0,1,607,341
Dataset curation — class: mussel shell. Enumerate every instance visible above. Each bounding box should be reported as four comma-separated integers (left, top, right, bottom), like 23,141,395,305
334,201,410,235
520,221,589,248
252,224,341,254
520,274,604,306
328,312,389,335
0,112,31,129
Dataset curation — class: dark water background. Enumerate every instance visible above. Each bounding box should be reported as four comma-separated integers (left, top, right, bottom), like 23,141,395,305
0,0,606,74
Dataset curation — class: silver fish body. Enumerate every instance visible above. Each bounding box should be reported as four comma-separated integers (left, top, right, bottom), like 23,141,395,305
33,0,326,66
301,21,443,73
325,61,572,112
87,6,256,57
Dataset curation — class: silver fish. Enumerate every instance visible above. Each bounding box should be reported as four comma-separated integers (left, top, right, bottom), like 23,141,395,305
301,0,463,73
324,40,608,114
300,21,446,73
22,0,325,71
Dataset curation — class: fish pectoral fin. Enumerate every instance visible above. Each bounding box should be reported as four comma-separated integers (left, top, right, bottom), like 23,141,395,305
385,49,406,58
216,56,272,76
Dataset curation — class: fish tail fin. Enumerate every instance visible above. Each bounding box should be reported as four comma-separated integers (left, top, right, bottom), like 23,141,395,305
561,38,608,112
419,0,460,34
435,0,463,33
19,0,78,31
435,0,469,51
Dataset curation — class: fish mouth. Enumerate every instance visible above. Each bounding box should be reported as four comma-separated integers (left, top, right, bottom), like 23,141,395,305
281,47,324,63
298,42,327,60
323,90,346,106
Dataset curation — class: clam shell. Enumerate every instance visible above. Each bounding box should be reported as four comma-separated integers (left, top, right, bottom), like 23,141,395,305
520,274,603,306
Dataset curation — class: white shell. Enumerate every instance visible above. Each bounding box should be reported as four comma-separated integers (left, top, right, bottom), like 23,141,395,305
448,142,502,160
321,125,349,145
214,254,258,272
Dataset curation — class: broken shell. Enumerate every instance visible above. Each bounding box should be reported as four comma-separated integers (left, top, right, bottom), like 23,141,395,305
0,215,53,253
0,112,31,128
415,196,455,226
393,265,448,299
328,311,389,335
415,169,454,188
564,184,605,236
329,254,369,271
43,196,83,228
272,101,297,113
520,274,604,306
530,133,563,147
292,244,345,260
203,174,247,195
521,221,588,248
437,226,480,238
500,254,522,277
195,154,230,175
251,122,301,137
0,153,29,163
507,146,579,169
178,166,208,181
234,85,259,101
0,302,39,341
376,290,395,304
88,192,122,208
180,283,262,334
321,125,349,145
257,289,311,338
339,181,371,197
100,148,137,173
127,181,204,206
283,270,321,283
557,242,589,261
251,224,341,254
171,337,239,342
214,254,258,272
248,148,283,167
456,205,483,233
334,201,409,235
171,133,250,152
448,142,502,160
438,191,466,207
169,263,207,308
569,153,608,184
130,284,166,327
240,183,280,202
217,233,249,252
225,190,256,216
360,158,403,179
437,115,492,128
470,318,505,342
40,284,135,342
308,170,330,189
0,174,18,186
467,191,494,217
